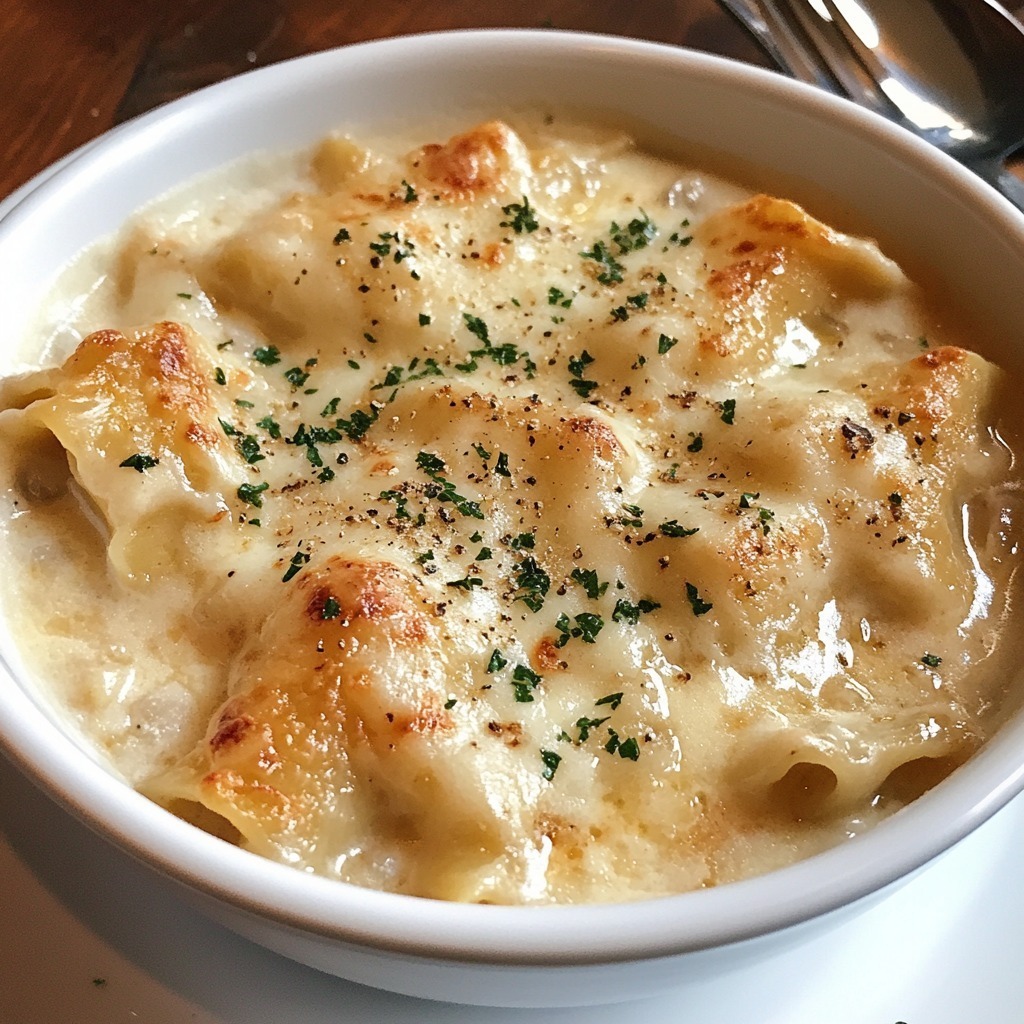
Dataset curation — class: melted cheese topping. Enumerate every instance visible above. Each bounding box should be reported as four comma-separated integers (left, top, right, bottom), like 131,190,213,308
2,115,1022,904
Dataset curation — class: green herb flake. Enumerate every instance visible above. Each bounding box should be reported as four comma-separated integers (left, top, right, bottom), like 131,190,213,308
252,345,281,366
612,597,661,625
921,652,942,668
401,179,418,203
579,240,625,285
119,453,159,473
237,434,265,464
511,663,542,702
660,520,699,538
658,333,678,355
333,227,351,244
486,649,508,673
540,749,562,781
418,313,431,326
447,576,483,591
321,595,341,620
617,736,640,761
282,549,311,583
720,398,737,425
499,195,539,234
685,581,713,617
687,432,703,453
571,567,608,599
237,481,269,507
575,716,610,743
595,692,623,710
513,555,551,612
214,367,227,385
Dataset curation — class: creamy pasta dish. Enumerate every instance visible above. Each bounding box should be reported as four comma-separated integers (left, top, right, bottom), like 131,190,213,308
1,115,1021,904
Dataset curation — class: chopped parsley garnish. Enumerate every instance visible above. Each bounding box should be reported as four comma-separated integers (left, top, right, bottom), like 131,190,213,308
555,612,605,647
486,649,508,673
337,406,379,442
499,196,539,234
575,716,610,742
570,567,608,599
418,313,431,326
237,434,265,464
252,345,281,366
548,286,573,309
511,663,542,702
214,367,227,385
176,292,192,300
379,489,410,520
921,652,942,668
568,349,598,399
477,547,493,560
237,481,269,507
321,397,341,417
660,520,699,537
333,227,351,244
119,453,159,473
284,366,310,389
687,432,703,453
256,415,282,439
282,549,310,583
610,212,657,254
685,581,713,617
620,503,644,528
321,595,341,620
720,398,737,425
595,692,623,710
658,333,678,355
494,452,511,477
540,749,562,781
889,492,903,506
234,398,254,409
444,698,458,710
758,507,775,535
447,576,483,591
579,240,624,285
510,531,536,550
612,597,661,624
616,736,641,761
739,492,760,509
218,417,239,437
473,443,491,461
416,450,484,519
457,313,536,377
513,555,551,612
401,179,417,203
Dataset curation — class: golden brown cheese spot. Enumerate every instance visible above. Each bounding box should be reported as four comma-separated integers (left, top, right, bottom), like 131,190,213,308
562,415,626,464
418,120,522,195
896,345,972,426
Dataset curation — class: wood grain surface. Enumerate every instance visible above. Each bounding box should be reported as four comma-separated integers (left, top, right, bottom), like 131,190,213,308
0,0,765,201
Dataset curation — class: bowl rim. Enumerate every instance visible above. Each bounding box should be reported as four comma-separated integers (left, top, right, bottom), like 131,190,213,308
2,27,1024,968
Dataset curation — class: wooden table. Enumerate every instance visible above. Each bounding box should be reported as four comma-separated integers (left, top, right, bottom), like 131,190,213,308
1,0,766,203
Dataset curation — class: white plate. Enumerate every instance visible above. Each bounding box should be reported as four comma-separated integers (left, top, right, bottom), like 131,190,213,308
3,748,1023,1023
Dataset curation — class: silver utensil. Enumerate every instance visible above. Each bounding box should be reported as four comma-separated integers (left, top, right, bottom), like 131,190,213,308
721,0,1024,211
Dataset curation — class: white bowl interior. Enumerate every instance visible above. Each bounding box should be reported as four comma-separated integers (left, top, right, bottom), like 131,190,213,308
1,29,1024,1005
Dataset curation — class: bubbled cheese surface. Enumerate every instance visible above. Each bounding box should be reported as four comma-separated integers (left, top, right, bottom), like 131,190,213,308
1,115,1021,904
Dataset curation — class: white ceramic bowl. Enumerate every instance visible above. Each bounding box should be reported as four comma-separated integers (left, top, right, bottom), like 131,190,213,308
2,29,1024,1010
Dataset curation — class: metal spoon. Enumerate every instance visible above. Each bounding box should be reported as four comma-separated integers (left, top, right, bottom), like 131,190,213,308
721,0,1024,210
